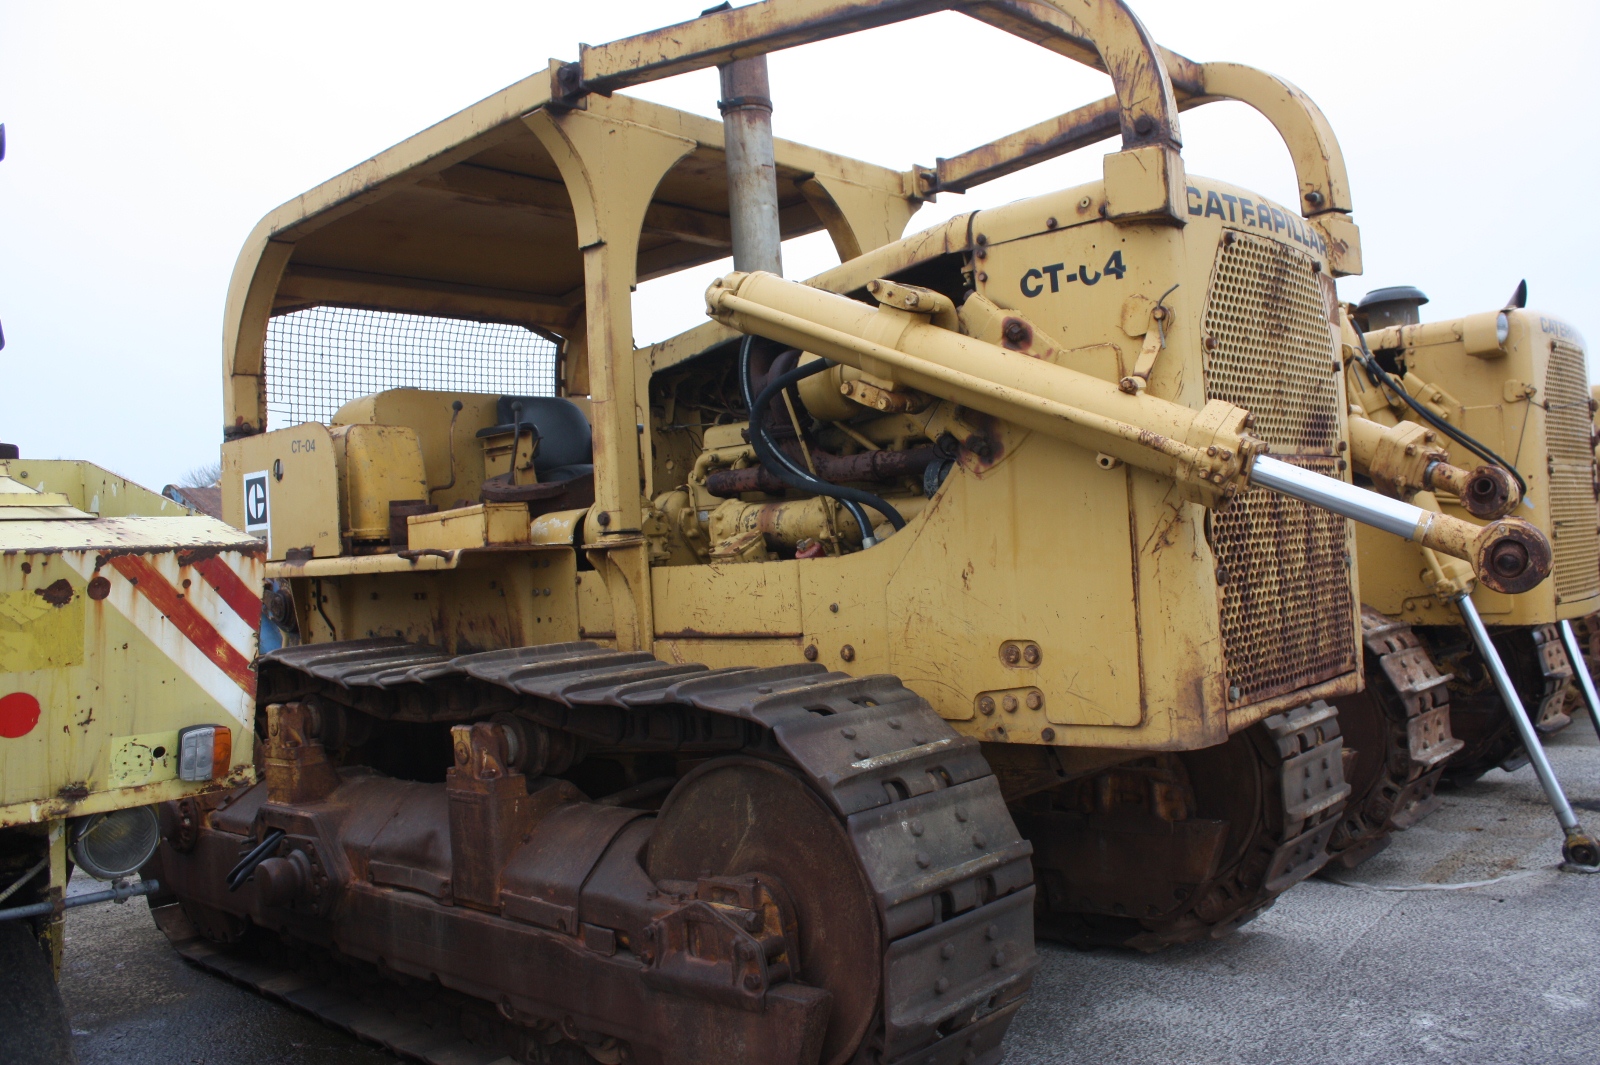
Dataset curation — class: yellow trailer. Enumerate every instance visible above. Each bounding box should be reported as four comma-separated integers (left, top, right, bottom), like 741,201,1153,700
0,456,261,1062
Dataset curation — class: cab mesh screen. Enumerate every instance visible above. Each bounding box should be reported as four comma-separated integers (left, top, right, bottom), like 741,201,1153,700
264,307,557,430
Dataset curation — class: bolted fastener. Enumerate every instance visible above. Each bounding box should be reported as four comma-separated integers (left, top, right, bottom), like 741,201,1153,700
1025,691,1043,711
803,645,818,661
840,644,856,662
979,696,996,716
1001,643,1021,665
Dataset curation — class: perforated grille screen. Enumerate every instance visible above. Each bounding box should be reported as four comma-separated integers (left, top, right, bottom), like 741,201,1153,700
264,306,558,430
1543,338,1599,604
1203,233,1357,707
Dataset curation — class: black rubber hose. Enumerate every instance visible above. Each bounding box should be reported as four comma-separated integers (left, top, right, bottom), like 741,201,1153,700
741,342,906,532
226,828,285,892
1354,329,1527,496
749,360,879,537
737,338,905,535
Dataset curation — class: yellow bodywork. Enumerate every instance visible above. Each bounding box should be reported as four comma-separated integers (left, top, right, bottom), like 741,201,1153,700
0,460,261,827
206,0,1512,786
1349,310,1597,626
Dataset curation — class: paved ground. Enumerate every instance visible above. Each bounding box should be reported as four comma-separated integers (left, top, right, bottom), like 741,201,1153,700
61,718,1600,1065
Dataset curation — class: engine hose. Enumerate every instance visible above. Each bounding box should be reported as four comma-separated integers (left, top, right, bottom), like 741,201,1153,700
1355,330,1527,496
737,338,905,535
750,361,881,538
226,828,285,892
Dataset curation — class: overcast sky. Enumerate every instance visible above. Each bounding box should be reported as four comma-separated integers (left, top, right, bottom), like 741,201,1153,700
2,1,1596,489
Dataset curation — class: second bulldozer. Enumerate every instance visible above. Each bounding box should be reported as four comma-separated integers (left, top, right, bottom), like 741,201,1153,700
1343,284,1596,802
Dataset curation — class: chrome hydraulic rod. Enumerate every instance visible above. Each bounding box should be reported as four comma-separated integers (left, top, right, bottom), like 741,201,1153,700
1455,596,1600,869
1249,456,1547,594
1557,620,1600,744
1251,454,1422,538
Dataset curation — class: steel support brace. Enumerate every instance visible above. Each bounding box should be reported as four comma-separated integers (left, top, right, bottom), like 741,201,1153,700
1557,620,1600,744
1457,597,1599,869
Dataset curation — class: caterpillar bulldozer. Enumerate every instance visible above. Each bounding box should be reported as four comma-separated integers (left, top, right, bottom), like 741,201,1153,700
1323,284,1600,868
144,2,1570,1062
1317,282,1600,868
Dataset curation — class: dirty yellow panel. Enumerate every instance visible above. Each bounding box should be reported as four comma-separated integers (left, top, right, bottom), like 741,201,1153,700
0,586,85,672
1,555,256,819
884,437,1144,732
109,730,179,789
222,424,340,558
577,569,616,641
652,561,803,638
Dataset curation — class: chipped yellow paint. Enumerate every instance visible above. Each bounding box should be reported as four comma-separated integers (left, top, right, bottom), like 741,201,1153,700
109,730,180,789
0,586,85,672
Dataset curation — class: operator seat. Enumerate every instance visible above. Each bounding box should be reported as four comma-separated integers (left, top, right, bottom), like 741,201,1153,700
476,395,595,513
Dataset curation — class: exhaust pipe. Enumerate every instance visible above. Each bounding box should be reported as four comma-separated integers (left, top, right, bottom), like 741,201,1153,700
719,55,782,276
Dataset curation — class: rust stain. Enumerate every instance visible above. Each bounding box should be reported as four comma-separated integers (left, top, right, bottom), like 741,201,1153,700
35,578,74,606
1139,501,1185,557
57,782,90,801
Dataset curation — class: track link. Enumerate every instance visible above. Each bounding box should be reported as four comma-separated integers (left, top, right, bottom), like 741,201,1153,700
1021,701,1350,951
1326,607,1463,868
1425,623,1575,785
157,639,1037,1065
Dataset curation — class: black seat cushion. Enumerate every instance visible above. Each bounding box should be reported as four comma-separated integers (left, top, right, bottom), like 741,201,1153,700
474,396,593,476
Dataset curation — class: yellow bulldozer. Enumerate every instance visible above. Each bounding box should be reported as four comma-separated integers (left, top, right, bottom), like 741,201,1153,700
1325,282,1600,867
141,2,1586,1063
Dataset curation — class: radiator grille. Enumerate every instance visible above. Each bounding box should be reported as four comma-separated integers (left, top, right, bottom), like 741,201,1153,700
1202,233,1357,707
1544,338,1599,604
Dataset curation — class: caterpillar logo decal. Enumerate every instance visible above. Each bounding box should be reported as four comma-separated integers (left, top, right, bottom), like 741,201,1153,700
1185,184,1329,257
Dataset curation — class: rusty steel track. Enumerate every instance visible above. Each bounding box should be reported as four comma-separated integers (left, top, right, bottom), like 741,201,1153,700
153,639,1036,1065
1017,701,1350,952
1426,623,1575,786
1325,608,1464,869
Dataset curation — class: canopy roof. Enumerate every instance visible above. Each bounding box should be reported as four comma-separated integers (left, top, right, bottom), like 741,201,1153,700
231,73,919,334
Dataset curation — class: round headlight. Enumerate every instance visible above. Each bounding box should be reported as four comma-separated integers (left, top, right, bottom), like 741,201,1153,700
71,806,161,880
1496,311,1510,345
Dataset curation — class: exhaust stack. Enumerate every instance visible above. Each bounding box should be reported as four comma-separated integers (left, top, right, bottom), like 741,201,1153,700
719,55,783,276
